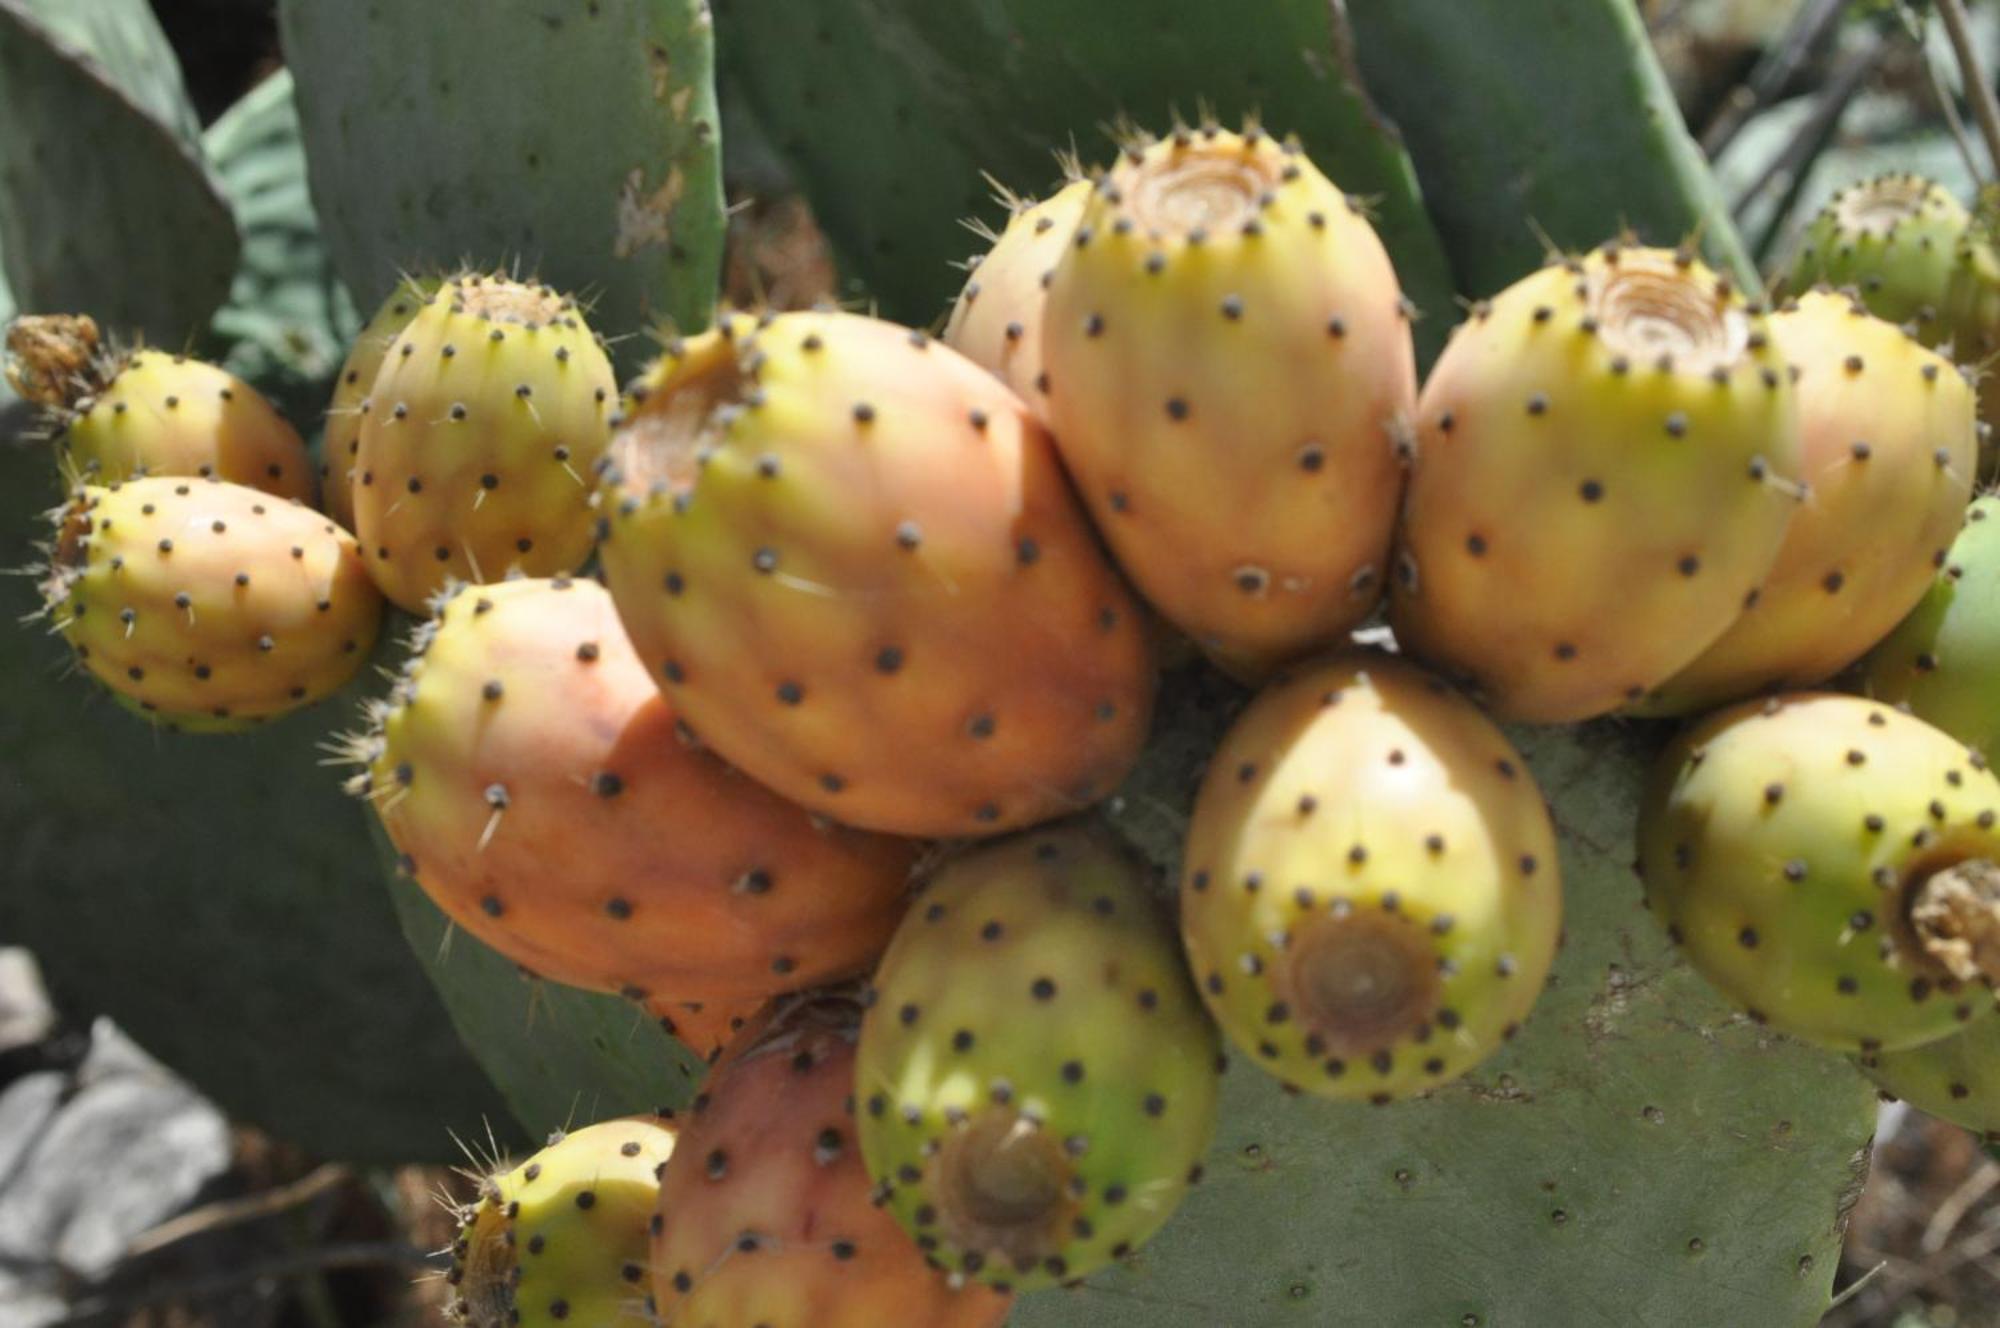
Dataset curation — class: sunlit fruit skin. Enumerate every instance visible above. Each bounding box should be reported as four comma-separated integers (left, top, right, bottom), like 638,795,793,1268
45,476,380,731
597,309,1156,839
1389,242,1803,722
1041,126,1417,679
1181,652,1562,1102
60,348,315,503
449,1114,677,1327
1636,290,1975,715
1637,692,2000,1054
944,178,1090,413
855,822,1222,1294
651,994,1013,1328
349,576,921,1011
351,272,618,611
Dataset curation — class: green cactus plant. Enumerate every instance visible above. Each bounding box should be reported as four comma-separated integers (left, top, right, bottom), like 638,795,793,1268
0,0,238,344
0,0,1952,1322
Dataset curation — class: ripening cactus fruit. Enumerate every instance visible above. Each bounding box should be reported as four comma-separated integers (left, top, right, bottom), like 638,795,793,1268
1637,693,2000,1053
597,310,1156,838
1857,1016,2000,1142
41,476,381,730
1181,653,1561,1102
856,823,1220,1293
1636,290,1976,715
342,576,920,1016
5,314,314,502
1941,191,2000,473
645,991,767,1066
1040,123,1418,678
651,992,1014,1328
319,276,438,531
1390,241,1804,722
448,1114,678,1327
351,272,618,611
944,177,1090,411
1858,496,2000,762
1783,174,1968,341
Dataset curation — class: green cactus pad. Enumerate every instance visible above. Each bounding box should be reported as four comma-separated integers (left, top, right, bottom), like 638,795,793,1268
0,0,238,343
1638,692,2000,1054
203,69,360,415
1858,495,2000,763
1346,0,1752,293
857,822,1222,1295
278,0,725,366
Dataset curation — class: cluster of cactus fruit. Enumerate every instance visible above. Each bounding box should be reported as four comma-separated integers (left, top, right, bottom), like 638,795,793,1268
13,119,2000,1322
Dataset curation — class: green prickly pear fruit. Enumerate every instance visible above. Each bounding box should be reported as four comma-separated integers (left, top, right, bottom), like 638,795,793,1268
651,992,1015,1328
351,272,618,611
597,310,1156,839
1040,124,1417,679
319,276,439,531
855,822,1221,1294
1857,496,2000,761
1941,192,2000,474
42,476,382,731
944,177,1090,411
1390,241,1804,722
346,575,920,1013
449,1113,678,1327
1857,1017,2000,1141
1783,174,1968,341
1182,653,1561,1102
1636,290,1976,715
6,314,314,503
1637,692,2000,1054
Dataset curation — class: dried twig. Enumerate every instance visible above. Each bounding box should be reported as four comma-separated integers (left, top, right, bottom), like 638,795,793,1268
1936,0,2000,182
1701,0,1850,158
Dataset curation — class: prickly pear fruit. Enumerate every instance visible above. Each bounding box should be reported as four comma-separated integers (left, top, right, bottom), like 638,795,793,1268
351,273,618,611
1182,653,1561,1102
6,315,313,502
1784,174,1968,340
449,1113,678,1327
1941,199,2000,473
1857,1016,2000,1141
346,576,920,1010
651,992,1014,1327
1040,124,1417,678
597,310,1156,838
1636,291,1976,715
1390,242,1803,722
1858,496,2000,761
319,276,438,531
42,476,381,731
1637,693,2000,1053
645,991,767,1066
944,178,1090,410
856,822,1221,1294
